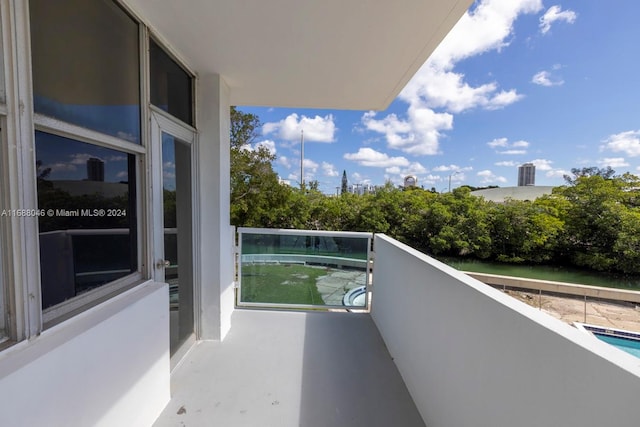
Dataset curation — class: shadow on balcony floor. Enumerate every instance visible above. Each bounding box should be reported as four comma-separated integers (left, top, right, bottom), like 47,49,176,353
154,309,425,427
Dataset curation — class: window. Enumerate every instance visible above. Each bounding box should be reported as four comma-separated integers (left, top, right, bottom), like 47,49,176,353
35,132,137,309
150,38,194,125
0,13,5,105
0,132,6,341
0,12,7,341
29,0,143,319
30,0,141,143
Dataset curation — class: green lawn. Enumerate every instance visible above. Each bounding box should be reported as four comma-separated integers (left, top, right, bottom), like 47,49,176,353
240,263,326,305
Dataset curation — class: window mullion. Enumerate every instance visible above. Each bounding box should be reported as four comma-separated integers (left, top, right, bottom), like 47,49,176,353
5,0,42,339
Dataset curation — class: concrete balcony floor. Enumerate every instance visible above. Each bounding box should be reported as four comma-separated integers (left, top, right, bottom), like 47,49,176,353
154,309,425,427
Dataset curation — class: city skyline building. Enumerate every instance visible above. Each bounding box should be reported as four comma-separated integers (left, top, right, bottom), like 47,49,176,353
86,157,105,181
518,163,535,186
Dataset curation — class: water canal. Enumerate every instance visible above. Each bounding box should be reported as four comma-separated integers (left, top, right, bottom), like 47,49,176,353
438,257,640,290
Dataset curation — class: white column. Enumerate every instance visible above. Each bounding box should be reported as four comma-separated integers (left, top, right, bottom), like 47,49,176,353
196,74,234,340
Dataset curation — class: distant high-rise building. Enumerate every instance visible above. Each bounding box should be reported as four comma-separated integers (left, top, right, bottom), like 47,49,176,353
341,170,348,194
518,163,535,186
87,157,105,181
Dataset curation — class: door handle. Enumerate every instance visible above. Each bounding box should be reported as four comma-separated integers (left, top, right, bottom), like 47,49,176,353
156,259,171,269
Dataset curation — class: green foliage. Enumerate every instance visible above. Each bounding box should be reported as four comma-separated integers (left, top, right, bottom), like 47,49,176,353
230,107,294,227
229,109,640,276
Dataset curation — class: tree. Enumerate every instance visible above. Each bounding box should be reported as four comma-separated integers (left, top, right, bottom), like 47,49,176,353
230,107,292,227
230,106,260,149
563,166,615,185
555,171,635,271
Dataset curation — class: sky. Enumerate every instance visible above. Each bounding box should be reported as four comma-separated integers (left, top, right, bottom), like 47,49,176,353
237,0,640,195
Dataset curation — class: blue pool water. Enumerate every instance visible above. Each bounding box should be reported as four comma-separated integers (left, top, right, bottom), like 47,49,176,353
595,334,640,359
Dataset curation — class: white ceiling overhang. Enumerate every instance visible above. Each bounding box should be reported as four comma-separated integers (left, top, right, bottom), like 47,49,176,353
124,0,472,110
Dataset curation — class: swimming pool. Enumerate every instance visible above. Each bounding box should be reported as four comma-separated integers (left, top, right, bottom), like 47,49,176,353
575,323,640,359
594,333,640,359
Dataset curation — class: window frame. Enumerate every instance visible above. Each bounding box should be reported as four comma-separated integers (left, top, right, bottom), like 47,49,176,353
28,0,148,327
0,2,7,343
0,0,201,345
34,120,146,326
0,0,150,334
0,121,9,344
149,36,196,128
148,34,197,130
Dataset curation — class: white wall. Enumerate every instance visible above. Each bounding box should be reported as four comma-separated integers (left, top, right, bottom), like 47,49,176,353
196,74,235,341
0,281,169,427
371,234,640,427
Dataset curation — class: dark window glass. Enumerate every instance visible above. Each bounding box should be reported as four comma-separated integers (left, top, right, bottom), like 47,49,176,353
0,18,5,104
0,133,6,338
30,0,141,143
150,39,193,125
35,131,137,309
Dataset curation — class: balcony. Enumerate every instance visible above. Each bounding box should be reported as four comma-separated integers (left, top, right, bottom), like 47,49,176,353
156,230,640,427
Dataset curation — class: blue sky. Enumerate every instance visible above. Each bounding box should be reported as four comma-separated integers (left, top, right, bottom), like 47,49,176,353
237,0,640,194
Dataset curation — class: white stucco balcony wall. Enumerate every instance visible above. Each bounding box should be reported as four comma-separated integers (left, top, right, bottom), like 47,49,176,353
371,234,640,427
0,282,169,427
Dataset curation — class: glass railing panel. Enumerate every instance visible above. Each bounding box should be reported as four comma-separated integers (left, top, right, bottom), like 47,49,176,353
237,228,372,309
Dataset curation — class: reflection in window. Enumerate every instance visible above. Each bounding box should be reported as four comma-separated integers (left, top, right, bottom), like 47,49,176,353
0,134,5,338
35,131,137,309
0,234,4,340
30,0,140,143
150,39,193,125
0,17,5,104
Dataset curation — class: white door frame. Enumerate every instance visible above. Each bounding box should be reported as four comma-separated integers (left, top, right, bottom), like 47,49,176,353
150,107,199,366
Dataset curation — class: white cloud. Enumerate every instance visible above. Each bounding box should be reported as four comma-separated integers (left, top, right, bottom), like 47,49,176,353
385,162,427,177
599,157,629,168
432,164,473,173
385,166,401,175
116,171,128,179
363,0,541,156
477,169,508,184
600,130,640,157
47,162,77,173
321,161,339,177
70,153,99,165
303,158,319,174
486,90,524,109
352,172,367,183
263,113,336,142
487,138,508,148
495,161,519,167
429,0,544,69
539,5,577,35
343,147,410,168
361,109,452,155
107,155,127,162
532,70,564,86
402,66,523,113
530,159,554,170
489,137,530,155
277,156,292,169
255,140,277,155
546,169,568,178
